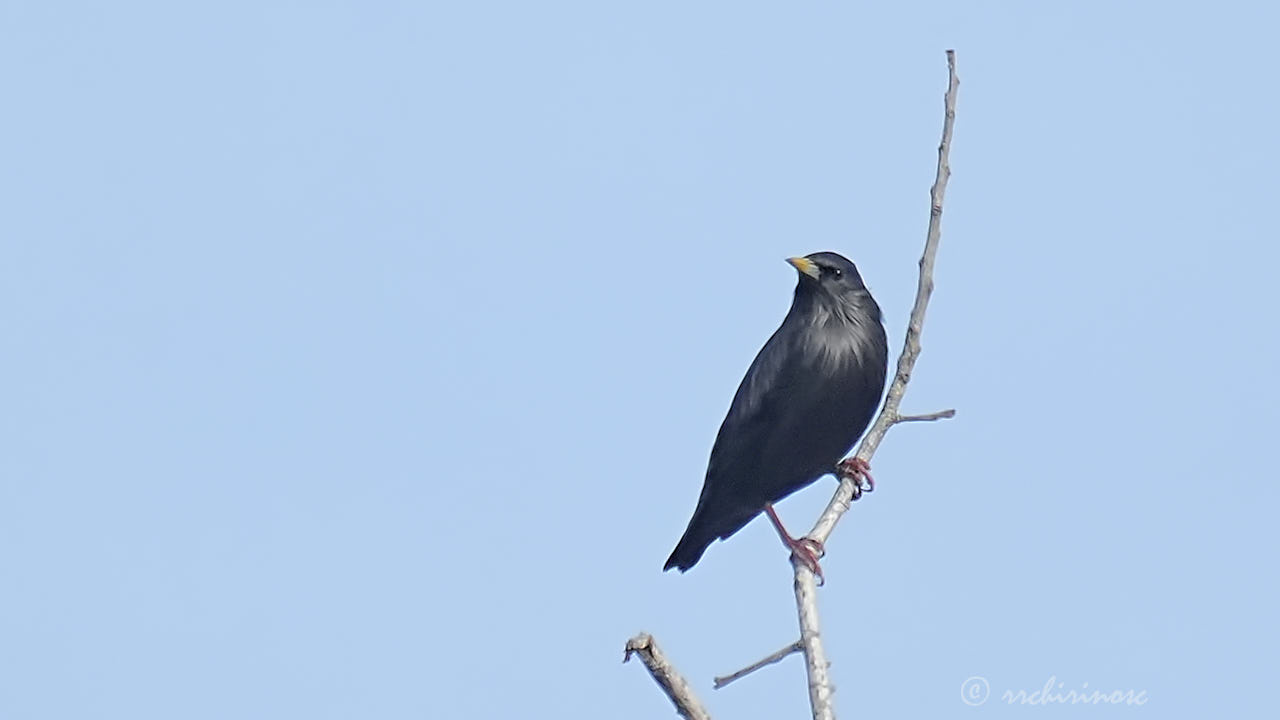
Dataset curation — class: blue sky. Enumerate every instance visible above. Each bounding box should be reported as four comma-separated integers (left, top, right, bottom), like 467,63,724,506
2,2,1277,718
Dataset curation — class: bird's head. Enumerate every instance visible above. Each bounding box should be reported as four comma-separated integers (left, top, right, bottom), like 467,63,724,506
786,252,870,298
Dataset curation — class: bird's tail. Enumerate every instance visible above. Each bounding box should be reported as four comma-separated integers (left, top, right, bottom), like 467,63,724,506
663,521,716,572
663,502,756,572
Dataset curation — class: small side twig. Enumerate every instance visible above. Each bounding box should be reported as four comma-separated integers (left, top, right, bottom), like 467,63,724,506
894,409,956,423
624,633,712,720
713,640,803,689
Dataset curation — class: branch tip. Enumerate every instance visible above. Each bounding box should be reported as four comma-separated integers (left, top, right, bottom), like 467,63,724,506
623,633,712,720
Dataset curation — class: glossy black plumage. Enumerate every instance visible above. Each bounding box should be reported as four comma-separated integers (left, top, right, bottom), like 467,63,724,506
664,252,888,572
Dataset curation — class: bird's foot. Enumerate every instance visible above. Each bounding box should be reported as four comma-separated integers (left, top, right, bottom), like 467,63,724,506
764,503,826,585
836,457,875,500
784,534,826,585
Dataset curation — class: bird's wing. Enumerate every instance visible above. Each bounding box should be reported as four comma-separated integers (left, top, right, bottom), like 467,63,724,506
698,325,815,517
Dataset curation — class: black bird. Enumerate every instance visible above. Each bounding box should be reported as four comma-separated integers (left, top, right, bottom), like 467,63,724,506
664,252,888,575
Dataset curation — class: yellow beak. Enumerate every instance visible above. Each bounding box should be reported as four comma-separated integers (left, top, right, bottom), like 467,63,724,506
787,256,820,280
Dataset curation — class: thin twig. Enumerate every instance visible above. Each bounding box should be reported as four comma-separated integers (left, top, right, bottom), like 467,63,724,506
792,50,960,720
624,633,713,720
894,409,956,423
714,641,803,689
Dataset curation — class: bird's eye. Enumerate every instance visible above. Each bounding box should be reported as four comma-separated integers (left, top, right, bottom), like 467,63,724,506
828,267,843,278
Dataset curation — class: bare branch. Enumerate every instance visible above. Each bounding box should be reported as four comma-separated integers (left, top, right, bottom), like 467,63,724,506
810,49,959,547
793,50,960,720
793,563,836,720
894,409,956,423
714,640,803,689
624,633,713,720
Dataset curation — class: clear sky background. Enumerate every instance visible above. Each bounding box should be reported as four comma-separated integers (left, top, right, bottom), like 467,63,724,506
2,2,1277,718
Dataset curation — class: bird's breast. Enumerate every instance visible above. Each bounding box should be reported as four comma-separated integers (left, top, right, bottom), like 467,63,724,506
799,314,883,376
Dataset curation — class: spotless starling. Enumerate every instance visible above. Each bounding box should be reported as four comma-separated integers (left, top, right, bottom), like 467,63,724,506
664,252,888,577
